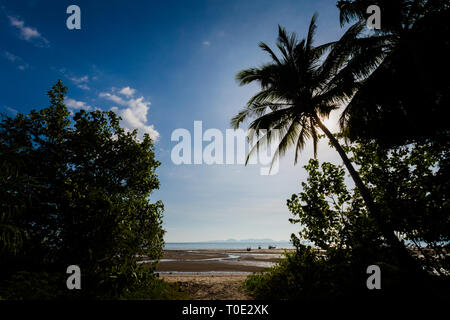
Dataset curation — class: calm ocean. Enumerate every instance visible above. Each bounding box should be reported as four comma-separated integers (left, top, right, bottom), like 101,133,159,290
164,241,294,250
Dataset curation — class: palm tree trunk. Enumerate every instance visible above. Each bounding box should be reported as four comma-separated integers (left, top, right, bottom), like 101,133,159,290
313,114,421,273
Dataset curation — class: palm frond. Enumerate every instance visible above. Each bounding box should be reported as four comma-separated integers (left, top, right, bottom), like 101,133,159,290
231,14,370,168
317,21,365,83
246,116,300,173
246,89,287,107
306,13,318,52
231,101,293,129
337,0,369,26
247,107,295,132
294,117,311,164
259,42,282,65
277,25,297,56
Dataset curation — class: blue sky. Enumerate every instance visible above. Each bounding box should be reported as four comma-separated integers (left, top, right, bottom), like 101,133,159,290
0,0,350,242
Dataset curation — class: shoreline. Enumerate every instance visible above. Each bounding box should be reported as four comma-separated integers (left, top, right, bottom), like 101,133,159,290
139,249,291,299
148,249,287,300
152,248,291,273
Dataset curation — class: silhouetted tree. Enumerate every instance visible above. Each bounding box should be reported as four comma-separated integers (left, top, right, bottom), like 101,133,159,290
231,15,416,271
0,81,165,299
245,138,449,300
337,0,450,145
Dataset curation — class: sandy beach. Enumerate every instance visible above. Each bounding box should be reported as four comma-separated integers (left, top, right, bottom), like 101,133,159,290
150,249,290,299
160,273,251,300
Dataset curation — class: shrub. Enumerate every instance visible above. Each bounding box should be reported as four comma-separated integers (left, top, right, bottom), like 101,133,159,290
0,81,165,299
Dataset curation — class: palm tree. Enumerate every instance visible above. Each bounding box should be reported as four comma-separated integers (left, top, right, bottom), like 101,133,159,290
231,14,416,269
337,0,450,145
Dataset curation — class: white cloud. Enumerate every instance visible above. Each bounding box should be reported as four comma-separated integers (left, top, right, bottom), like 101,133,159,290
69,75,89,84
202,41,211,46
8,16,49,47
119,86,136,97
3,51,29,70
100,89,159,141
65,98,92,110
76,83,90,90
58,69,90,90
99,92,126,105
4,51,19,62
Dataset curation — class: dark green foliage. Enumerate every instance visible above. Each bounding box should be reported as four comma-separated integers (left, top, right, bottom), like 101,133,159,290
347,138,450,275
337,0,449,34
0,158,31,254
245,139,449,300
287,159,380,251
0,271,65,300
120,277,188,300
0,81,166,299
245,247,389,300
337,0,450,145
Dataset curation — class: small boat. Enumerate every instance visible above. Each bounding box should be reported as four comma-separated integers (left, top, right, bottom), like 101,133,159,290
268,245,276,249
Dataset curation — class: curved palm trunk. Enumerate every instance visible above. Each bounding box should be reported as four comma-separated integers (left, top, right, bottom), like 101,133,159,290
313,115,421,273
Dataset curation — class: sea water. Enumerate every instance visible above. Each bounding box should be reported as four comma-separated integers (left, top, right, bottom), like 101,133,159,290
164,241,294,250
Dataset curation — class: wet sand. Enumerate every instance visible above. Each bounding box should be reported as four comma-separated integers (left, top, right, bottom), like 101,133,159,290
148,249,291,299
155,249,288,273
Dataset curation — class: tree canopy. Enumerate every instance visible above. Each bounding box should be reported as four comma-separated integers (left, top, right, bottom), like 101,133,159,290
245,137,449,300
0,81,165,299
337,0,450,145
